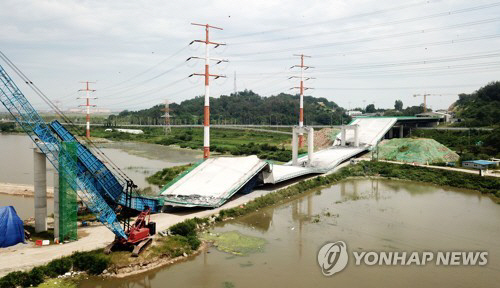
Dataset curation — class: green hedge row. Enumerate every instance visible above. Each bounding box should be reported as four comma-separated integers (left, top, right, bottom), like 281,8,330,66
0,250,110,288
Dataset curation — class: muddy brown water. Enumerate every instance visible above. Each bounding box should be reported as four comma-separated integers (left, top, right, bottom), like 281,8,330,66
79,178,500,288
0,133,201,219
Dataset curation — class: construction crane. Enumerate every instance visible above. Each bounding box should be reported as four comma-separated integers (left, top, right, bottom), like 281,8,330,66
413,93,441,113
0,54,159,255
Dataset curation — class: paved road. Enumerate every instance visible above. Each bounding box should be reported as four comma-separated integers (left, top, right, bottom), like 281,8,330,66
416,127,494,131
378,159,500,178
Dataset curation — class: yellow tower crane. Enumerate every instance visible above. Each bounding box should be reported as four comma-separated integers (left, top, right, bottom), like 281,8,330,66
413,93,442,113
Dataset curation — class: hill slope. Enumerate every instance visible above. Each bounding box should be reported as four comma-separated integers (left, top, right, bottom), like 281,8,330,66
116,90,348,125
452,81,500,127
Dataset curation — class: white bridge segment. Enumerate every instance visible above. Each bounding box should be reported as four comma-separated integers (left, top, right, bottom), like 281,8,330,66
334,117,397,147
162,118,399,207
161,155,268,207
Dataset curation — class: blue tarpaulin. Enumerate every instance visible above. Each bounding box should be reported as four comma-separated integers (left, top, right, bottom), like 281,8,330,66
0,206,25,248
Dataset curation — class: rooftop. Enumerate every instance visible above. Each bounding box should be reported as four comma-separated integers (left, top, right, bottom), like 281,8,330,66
462,160,497,165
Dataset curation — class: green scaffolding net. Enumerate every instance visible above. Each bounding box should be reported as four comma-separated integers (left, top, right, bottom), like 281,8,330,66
59,141,78,242
377,138,459,164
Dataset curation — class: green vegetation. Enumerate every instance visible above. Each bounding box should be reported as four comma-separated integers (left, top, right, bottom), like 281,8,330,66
200,231,266,255
110,91,348,126
212,161,500,223
0,122,17,133
412,128,500,159
453,81,500,127
86,126,301,162
146,164,193,187
377,138,459,164
0,251,110,288
37,278,77,288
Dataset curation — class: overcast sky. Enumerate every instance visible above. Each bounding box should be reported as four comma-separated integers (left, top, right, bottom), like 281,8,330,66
1,0,500,113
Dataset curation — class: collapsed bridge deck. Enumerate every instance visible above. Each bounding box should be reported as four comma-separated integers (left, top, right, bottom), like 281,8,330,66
161,117,408,207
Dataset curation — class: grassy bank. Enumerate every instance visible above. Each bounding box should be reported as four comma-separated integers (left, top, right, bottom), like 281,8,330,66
87,126,300,162
212,161,500,221
146,164,193,187
0,217,204,288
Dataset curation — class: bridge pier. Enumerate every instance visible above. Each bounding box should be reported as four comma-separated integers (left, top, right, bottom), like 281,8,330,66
340,125,360,147
399,125,404,138
292,126,314,166
53,171,59,242
34,148,47,233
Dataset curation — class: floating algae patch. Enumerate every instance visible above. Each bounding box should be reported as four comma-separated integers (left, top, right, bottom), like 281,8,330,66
200,231,267,256
377,138,459,164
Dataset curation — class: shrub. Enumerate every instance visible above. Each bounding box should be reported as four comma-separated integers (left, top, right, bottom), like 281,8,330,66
169,219,197,237
187,235,201,250
71,251,110,275
0,271,29,288
27,266,46,287
46,257,72,276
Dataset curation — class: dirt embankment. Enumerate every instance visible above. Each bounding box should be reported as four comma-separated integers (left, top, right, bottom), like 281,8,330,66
107,241,210,278
314,128,340,150
0,182,54,198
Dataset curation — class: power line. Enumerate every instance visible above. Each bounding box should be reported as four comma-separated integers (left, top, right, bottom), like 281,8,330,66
229,2,500,46
221,0,436,40
228,17,500,57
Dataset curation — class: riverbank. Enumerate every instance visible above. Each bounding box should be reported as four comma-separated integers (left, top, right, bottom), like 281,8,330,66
1,160,499,283
0,182,54,198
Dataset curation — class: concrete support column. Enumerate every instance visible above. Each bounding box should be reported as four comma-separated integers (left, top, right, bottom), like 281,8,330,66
34,149,47,233
399,125,404,138
53,171,59,242
307,127,314,166
388,128,393,139
341,126,346,146
292,127,298,166
354,125,359,147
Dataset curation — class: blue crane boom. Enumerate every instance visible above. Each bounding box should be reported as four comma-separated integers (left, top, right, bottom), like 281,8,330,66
0,64,127,239
50,120,160,212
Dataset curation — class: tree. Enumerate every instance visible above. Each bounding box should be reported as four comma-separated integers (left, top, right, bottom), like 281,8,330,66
365,104,376,113
394,100,403,111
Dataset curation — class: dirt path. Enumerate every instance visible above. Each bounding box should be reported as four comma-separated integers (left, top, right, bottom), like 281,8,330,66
0,182,54,198
378,160,500,178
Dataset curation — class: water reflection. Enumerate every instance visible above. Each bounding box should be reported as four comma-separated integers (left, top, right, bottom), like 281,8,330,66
79,179,500,288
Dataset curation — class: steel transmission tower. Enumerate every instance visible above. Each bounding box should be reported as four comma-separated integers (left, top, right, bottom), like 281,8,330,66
162,98,171,134
187,23,227,159
78,81,97,138
290,54,314,148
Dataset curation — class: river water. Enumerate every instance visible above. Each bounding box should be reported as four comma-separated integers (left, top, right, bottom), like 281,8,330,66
0,133,201,219
79,178,500,288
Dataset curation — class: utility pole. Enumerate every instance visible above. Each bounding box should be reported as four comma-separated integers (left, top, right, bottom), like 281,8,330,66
187,23,227,159
162,98,171,134
234,71,237,95
78,81,96,138
290,54,313,148
413,93,441,113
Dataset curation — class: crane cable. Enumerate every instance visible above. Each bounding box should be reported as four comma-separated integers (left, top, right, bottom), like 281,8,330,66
0,51,133,184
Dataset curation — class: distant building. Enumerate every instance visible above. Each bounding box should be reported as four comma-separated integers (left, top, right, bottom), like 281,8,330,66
416,111,452,123
462,160,498,170
116,128,144,135
347,110,363,117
